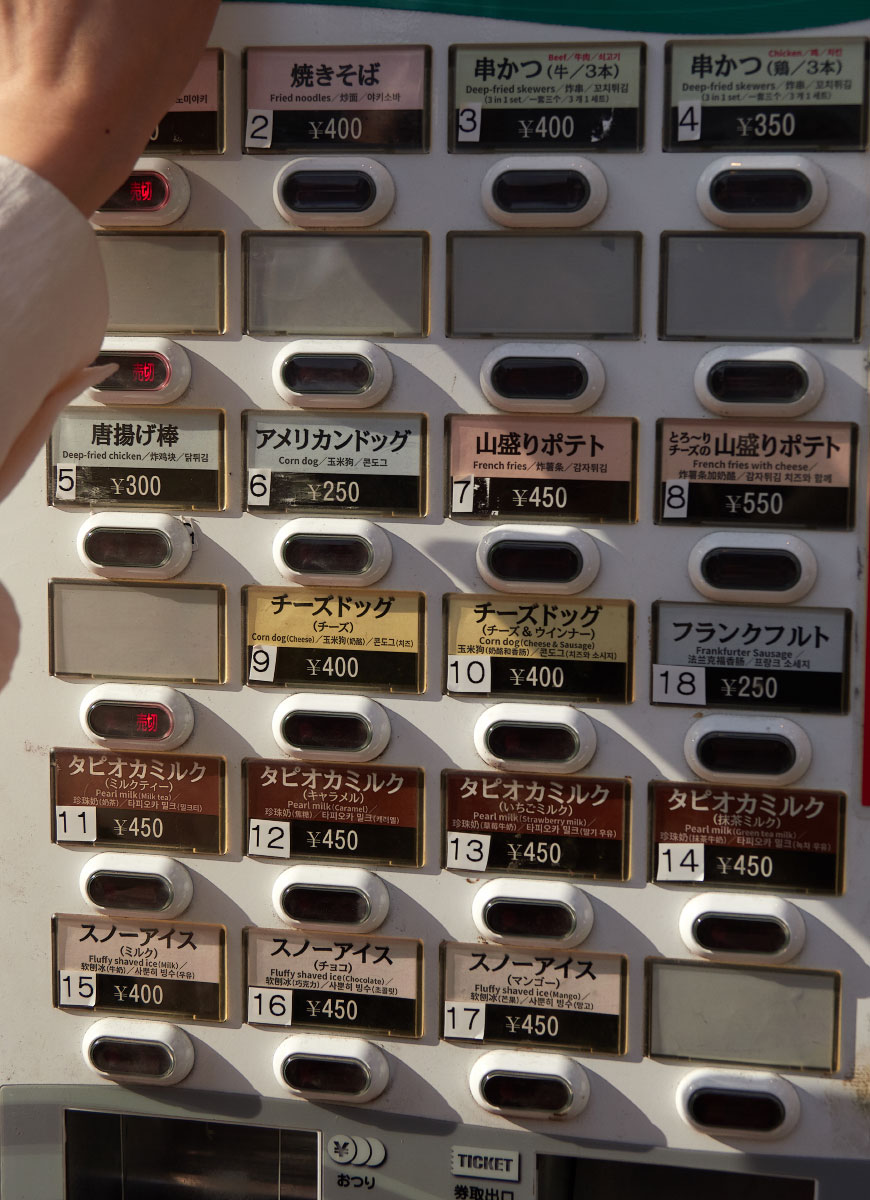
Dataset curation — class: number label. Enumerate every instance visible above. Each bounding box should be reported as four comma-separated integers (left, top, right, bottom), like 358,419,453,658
249,644,278,683
248,819,291,858
656,843,705,882
661,480,689,518
446,655,491,693
58,971,96,1007
446,832,491,870
247,468,272,507
456,103,481,143
444,1001,485,1038
245,109,274,148
55,806,97,843
451,477,475,513
55,466,77,500
652,665,706,705
247,986,293,1025
677,100,701,141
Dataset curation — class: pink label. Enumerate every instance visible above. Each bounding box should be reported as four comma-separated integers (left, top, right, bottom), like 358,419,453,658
247,46,427,111
450,415,635,480
170,48,220,112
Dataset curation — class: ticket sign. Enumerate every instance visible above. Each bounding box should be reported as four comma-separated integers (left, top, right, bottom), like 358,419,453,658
442,942,626,1054
446,593,633,703
49,408,224,509
245,45,430,152
246,928,422,1037
52,749,225,854
245,586,425,693
665,38,869,150
650,781,844,895
656,420,857,529
652,602,850,715
244,412,426,517
450,42,644,151
245,759,422,866
443,769,628,880
150,48,224,153
448,416,636,522
53,914,226,1021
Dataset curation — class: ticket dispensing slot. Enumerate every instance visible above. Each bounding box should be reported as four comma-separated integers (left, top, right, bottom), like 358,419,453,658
481,156,607,227
272,694,391,760
80,853,193,918
696,156,828,228
273,518,391,585
678,893,805,963
273,339,393,408
274,157,396,226
274,1034,389,1103
78,513,193,579
476,525,600,593
83,1019,194,1086
469,1050,589,1119
87,337,191,404
688,532,817,604
474,703,596,772
472,878,594,945
694,346,824,418
272,865,389,932
80,684,194,751
480,343,606,413
92,158,191,228
676,1069,800,1139
684,716,812,786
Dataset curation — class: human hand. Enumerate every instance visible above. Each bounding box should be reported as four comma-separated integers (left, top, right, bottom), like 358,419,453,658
0,0,220,215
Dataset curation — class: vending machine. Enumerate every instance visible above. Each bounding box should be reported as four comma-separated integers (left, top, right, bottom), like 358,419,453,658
1,0,869,1194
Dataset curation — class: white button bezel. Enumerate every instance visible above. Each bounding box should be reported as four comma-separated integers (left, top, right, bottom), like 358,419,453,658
476,524,600,595
472,878,593,947
80,852,193,918
480,342,605,414
86,336,191,405
679,892,805,964
80,684,194,751
77,512,193,580
676,1068,800,1140
684,714,811,786
697,155,827,229
274,1034,389,1103
474,703,596,774
482,155,607,228
693,345,824,418
688,531,816,605
272,693,391,761
273,517,391,586
469,1050,589,1119
83,1018,194,1086
272,339,393,409
272,864,389,932
273,156,395,227
91,158,190,228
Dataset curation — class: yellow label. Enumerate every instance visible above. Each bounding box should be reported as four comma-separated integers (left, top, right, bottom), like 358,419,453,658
446,593,632,662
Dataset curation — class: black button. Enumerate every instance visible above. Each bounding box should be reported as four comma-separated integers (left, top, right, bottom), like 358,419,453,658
486,721,579,762
83,528,173,570
281,170,376,213
98,172,171,213
707,360,808,404
282,1054,370,1096
492,170,590,214
87,701,173,741
90,351,171,391
281,353,374,395
282,711,371,753
693,914,789,954
709,169,812,214
490,356,588,401
86,871,174,912
696,732,796,776
688,1087,786,1133
488,539,582,584
282,535,373,575
700,548,801,592
89,1037,174,1078
280,885,371,925
481,1071,572,1113
483,898,575,939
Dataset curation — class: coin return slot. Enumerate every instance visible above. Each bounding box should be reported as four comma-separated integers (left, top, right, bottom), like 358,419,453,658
692,914,790,956
486,721,579,763
700,548,802,593
480,1070,573,1114
709,169,812,215
280,884,371,926
482,898,576,940
86,701,173,741
708,360,808,404
696,732,796,777
85,871,174,912
99,172,171,214
281,170,376,213
282,1054,371,1096
281,353,374,395
91,351,172,392
686,1086,787,1133
281,711,372,753
493,169,590,214
282,534,373,576
82,528,173,570
88,1036,174,1079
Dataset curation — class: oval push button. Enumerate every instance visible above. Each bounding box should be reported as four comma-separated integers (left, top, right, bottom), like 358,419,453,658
81,854,193,918
473,879,593,947
91,350,172,393
492,169,590,214
86,337,191,405
100,171,171,213
695,345,823,418
677,1068,800,1139
685,716,811,786
709,169,811,214
284,711,371,752
273,519,391,586
92,158,190,227
281,353,374,395
698,732,795,775
273,867,389,933
274,158,395,227
475,704,596,775
84,528,172,570
477,525,600,594
273,339,393,409
488,721,578,762
482,155,606,228
282,170,376,213
273,694,391,762
78,513,193,580
689,533,817,605
87,700,174,741
481,343,605,414
708,360,808,404
283,535,373,575
488,540,581,583
274,1034,389,1103
470,1050,589,1119
696,155,827,228
693,914,789,955
83,1019,194,1086
680,893,805,963
80,685,194,751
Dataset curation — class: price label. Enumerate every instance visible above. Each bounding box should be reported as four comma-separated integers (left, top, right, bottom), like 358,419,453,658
248,819,291,858
656,843,706,882
55,806,97,843
445,832,491,870
443,1001,485,1039
247,985,293,1025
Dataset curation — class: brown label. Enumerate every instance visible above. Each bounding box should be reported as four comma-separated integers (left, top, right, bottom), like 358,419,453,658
443,770,628,879
245,759,422,866
650,780,844,894
448,415,636,521
52,749,224,853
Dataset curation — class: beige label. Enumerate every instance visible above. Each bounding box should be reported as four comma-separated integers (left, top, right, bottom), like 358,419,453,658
444,941,624,1013
247,46,427,110
453,43,643,109
247,587,422,649
447,593,631,662
171,48,221,111
450,415,634,480
247,928,421,996
659,420,854,487
55,915,224,982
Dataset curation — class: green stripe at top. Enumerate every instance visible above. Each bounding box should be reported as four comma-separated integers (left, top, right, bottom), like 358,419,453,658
230,0,870,36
